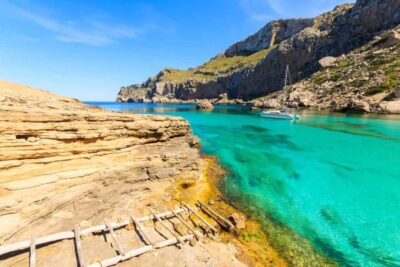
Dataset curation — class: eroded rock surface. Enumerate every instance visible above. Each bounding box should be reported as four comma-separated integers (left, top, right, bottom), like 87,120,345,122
0,80,201,245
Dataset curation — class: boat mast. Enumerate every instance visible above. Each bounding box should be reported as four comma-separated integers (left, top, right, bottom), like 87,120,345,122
284,65,291,88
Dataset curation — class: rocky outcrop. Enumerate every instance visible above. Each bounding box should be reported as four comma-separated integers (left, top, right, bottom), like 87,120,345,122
319,57,337,68
196,100,214,110
224,19,313,57
253,26,400,113
116,85,152,103
0,80,201,244
116,18,315,102
117,0,400,109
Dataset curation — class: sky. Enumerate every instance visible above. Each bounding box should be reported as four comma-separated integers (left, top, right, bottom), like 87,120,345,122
0,0,354,101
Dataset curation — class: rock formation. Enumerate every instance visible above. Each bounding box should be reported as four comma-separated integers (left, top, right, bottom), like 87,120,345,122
0,80,201,245
116,17,314,102
196,100,214,110
223,19,313,57
253,27,400,113
116,0,400,113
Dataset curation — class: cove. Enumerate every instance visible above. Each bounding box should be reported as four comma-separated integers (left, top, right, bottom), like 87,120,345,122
87,102,400,267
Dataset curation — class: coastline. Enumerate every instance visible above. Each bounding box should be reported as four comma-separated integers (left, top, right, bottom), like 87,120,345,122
169,156,337,267
170,155,337,266
169,156,287,266
115,98,400,115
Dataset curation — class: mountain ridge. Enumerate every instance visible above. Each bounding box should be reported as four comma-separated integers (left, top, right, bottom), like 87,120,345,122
116,0,400,113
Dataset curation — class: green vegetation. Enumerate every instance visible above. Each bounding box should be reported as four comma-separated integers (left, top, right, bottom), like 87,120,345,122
307,40,399,97
366,49,400,96
241,232,260,242
198,47,273,73
160,47,275,82
161,68,209,82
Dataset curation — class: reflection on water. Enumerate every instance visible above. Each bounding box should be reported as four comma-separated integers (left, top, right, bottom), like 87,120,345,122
86,102,400,267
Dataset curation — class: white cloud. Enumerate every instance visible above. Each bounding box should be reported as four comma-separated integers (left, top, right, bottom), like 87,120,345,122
4,3,142,46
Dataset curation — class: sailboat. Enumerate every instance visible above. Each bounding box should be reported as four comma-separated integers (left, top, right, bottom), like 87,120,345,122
260,65,301,120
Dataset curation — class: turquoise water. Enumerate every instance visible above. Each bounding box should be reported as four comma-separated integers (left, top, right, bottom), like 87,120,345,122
87,102,400,266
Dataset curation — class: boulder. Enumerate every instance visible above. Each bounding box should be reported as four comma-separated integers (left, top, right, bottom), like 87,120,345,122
263,99,281,109
379,100,400,113
382,30,400,48
229,213,241,223
346,98,371,113
251,100,263,107
218,93,228,100
196,100,214,110
319,56,337,68
229,212,246,229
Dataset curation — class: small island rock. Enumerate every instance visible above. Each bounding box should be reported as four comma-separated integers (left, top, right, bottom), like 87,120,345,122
196,100,214,110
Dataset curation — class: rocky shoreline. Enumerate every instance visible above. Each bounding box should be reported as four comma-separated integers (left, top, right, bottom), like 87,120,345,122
0,80,341,266
0,80,283,266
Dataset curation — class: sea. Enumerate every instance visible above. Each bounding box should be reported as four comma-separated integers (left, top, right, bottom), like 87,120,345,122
86,102,400,267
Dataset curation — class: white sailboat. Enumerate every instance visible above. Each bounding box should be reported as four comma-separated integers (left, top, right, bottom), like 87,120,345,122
260,65,301,120
260,108,301,120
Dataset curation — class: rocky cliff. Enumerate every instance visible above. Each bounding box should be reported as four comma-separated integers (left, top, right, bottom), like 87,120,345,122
0,80,200,245
116,17,314,102
252,26,400,113
117,0,400,112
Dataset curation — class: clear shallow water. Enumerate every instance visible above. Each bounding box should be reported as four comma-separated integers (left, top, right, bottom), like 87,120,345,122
87,102,400,266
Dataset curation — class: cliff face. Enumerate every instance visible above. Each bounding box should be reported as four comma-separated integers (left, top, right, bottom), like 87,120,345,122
116,18,313,102
117,0,400,106
252,26,400,113
0,80,200,244
224,19,313,57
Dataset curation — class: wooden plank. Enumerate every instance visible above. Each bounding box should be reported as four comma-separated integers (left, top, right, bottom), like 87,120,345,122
80,208,187,235
130,215,154,246
87,233,194,267
0,208,187,257
0,231,74,257
170,209,201,240
183,203,218,234
29,234,36,267
104,219,125,256
197,200,234,229
74,224,84,267
148,208,184,245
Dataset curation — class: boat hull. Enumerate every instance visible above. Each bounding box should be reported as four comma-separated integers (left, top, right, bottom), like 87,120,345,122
260,113,295,120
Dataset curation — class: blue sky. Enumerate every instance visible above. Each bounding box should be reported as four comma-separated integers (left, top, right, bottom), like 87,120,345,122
0,0,354,101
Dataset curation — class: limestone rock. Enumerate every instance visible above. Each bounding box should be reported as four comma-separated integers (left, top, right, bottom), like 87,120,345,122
0,80,201,244
196,100,214,110
229,213,246,230
229,213,241,223
319,56,337,68
380,28,400,48
346,98,371,113
263,99,281,109
379,100,400,113
224,18,313,57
